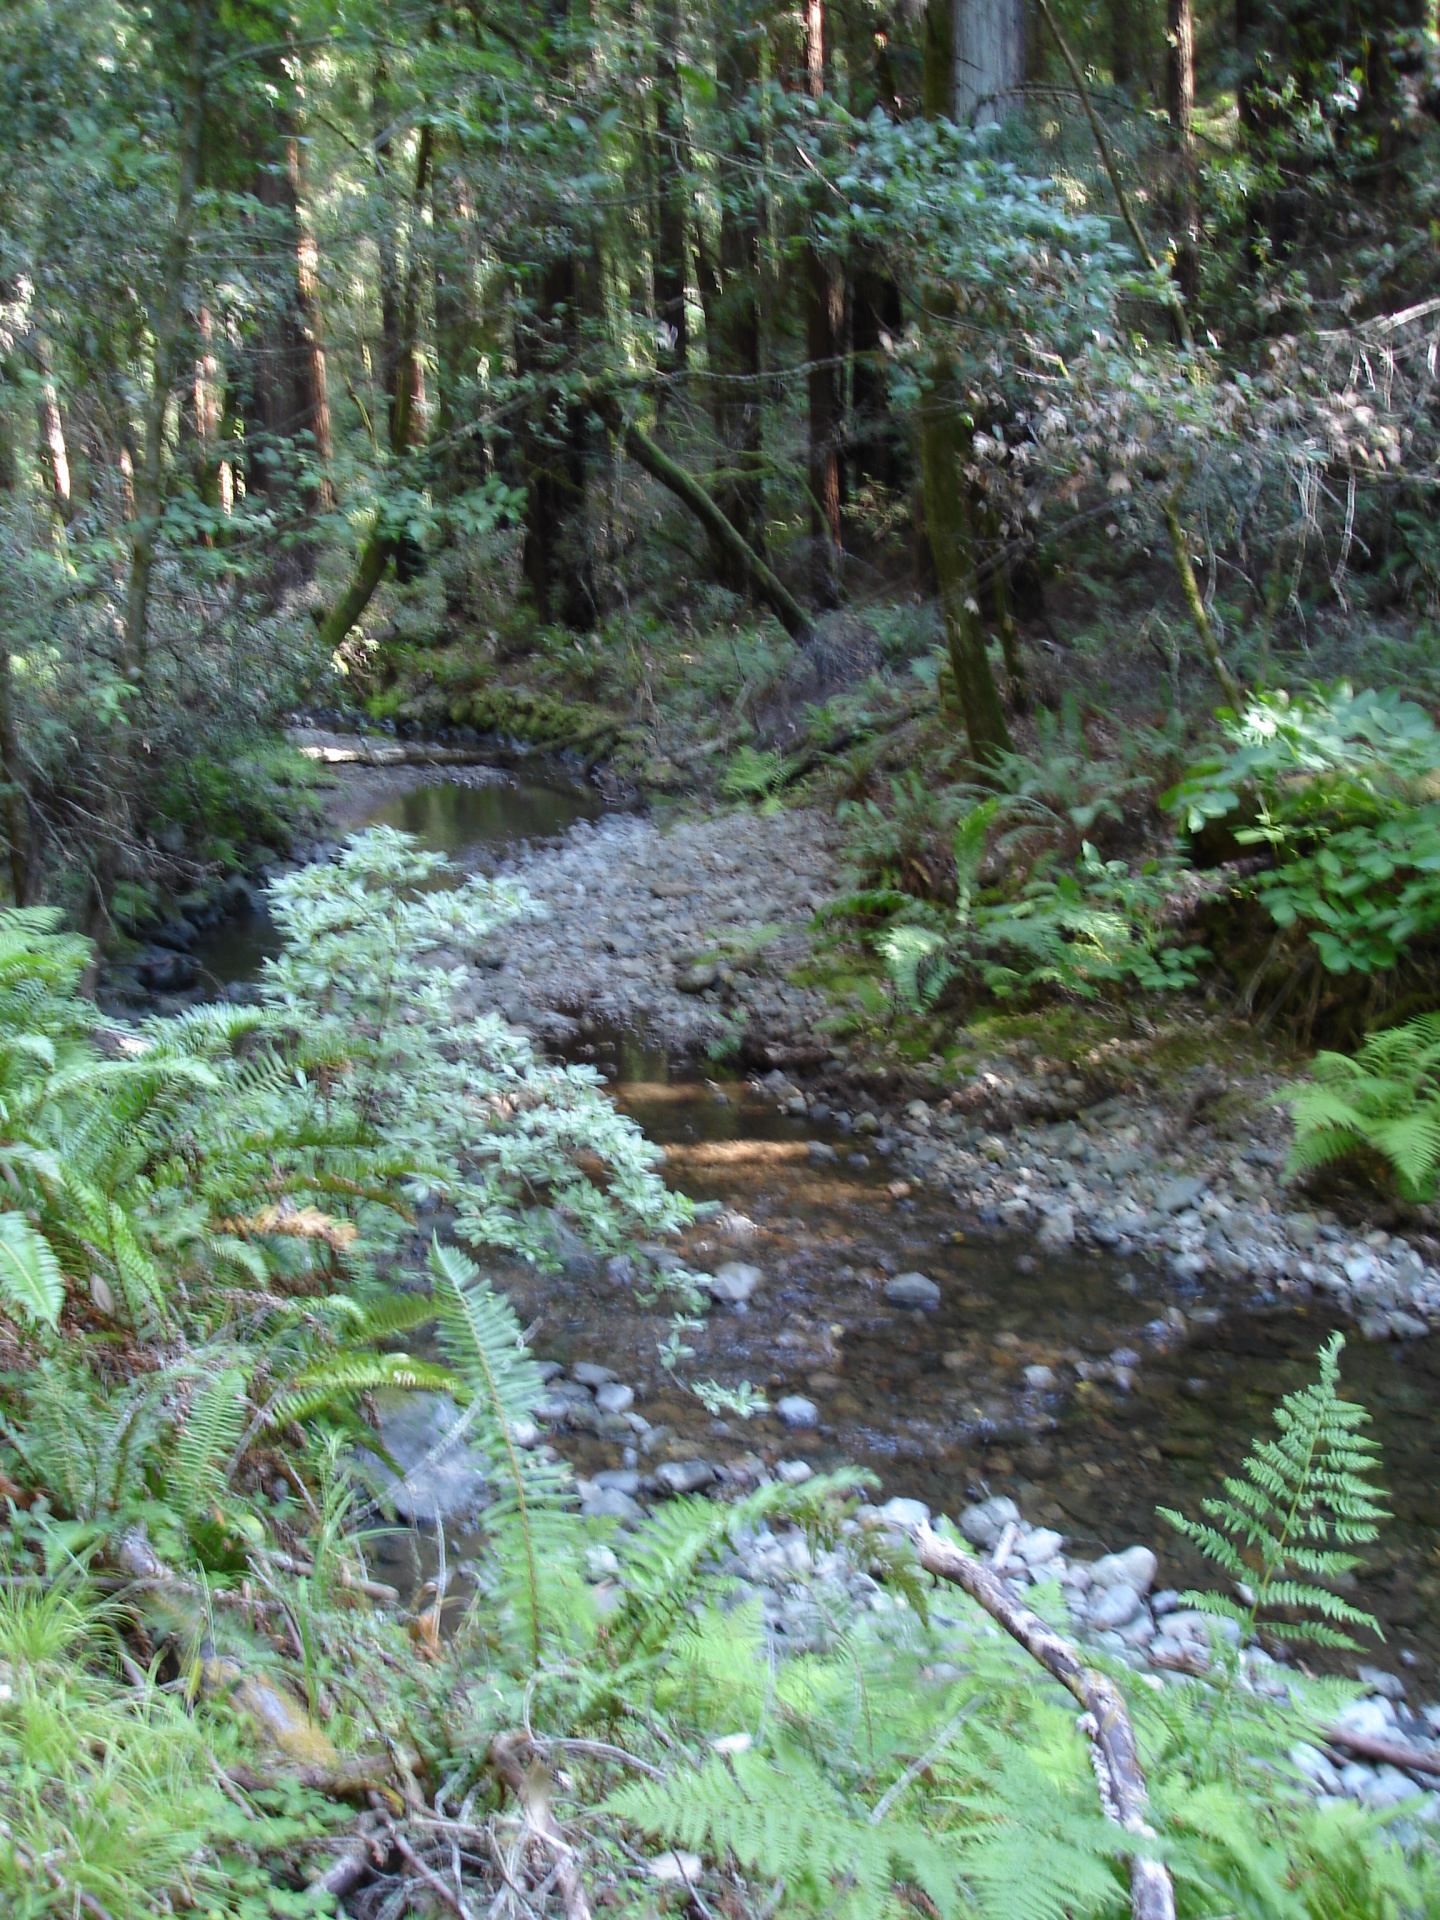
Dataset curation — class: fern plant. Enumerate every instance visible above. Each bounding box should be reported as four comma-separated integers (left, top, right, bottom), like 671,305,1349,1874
1278,1012,1440,1200
1160,1333,1387,1648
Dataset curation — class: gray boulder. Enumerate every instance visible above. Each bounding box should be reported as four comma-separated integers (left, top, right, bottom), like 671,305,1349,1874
884,1271,941,1311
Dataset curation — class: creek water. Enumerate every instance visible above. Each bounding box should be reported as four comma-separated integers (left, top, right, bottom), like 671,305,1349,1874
188,766,604,988
205,774,1440,1678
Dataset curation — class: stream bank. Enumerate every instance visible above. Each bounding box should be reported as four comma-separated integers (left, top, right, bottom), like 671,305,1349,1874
178,754,1440,1718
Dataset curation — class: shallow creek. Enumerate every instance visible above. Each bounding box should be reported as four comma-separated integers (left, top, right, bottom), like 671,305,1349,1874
203,771,1440,1680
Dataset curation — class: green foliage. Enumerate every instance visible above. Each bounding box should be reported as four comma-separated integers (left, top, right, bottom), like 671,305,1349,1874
880,802,1205,1011
1160,1334,1387,1648
1279,1012,1440,1201
0,1578,341,1918
1170,685,1440,975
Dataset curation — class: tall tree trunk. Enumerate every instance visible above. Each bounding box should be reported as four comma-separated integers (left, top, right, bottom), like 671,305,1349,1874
0,418,29,903
1166,0,1200,303
710,0,765,573
849,265,901,496
653,0,690,394
287,124,334,509
518,252,594,628
954,0,1027,126
1109,0,1135,85
804,0,842,602
919,0,1012,763
83,0,211,974
30,336,72,521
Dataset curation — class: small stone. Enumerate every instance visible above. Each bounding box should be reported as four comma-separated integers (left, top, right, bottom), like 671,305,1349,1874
1357,1665,1407,1700
776,1395,819,1428
1019,1528,1064,1566
1390,1311,1429,1339
1024,1364,1057,1390
585,1544,620,1581
571,1362,619,1387
595,1382,635,1415
581,1486,642,1522
592,1468,641,1495
1334,1697,1397,1739
654,1458,716,1496
1090,1547,1158,1595
884,1271,941,1310
1087,1583,1143,1630
1037,1205,1075,1248
1155,1174,1208,1214
959,1496,1019,1549
704,1261,764,1305
855,1111,880,1136
648,1852,703,1885
878,1497,930,1531
808,1140,839,1163
1358,1312,1393,1340
775,1459,813,1486
677,964,719,993
1290,1743,1343,1794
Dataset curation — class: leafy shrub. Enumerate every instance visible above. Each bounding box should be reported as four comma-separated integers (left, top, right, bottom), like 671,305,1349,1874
879,802,1206,1010
1169,683,1440,975
1279,1012,1440,1200
837,772,970,900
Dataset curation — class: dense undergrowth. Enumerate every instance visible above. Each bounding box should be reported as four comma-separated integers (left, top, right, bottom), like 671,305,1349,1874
0,830,1436,1916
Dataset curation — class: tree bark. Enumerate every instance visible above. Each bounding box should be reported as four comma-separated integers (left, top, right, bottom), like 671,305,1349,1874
919,0,1012,764
0,642,31,905
914,1525,1175,1920
1164,492,1244,706
710,0,766,569
653,0,690,391
590,388,810,641
803,0,843,602
954,0,1027,125
1110,0,1135,85
30,336,72,521
1165,0,1200,303
849,266,902,495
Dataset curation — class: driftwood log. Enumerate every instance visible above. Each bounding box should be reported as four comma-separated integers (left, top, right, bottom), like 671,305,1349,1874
913,1524,1175,1920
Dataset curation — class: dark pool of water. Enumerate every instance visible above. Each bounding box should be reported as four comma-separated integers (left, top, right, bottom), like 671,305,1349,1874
494,1030,1440,1683
189,771,603,989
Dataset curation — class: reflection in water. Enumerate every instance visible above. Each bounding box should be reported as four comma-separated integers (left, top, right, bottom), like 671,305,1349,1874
191,772,601,988
363,777,603,857
498,1036,1440,1683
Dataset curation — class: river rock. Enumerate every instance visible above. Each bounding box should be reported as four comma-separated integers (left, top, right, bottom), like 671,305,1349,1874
1019,1528,1064,1566
1037,1205,1075,1249
704,1262,764,1305
593,1468,641,1495
1086,1582,1143,1631
808,1141,839,1163
1155,1174,1208,1213
365,1391,488,1525
585,1544,621,1581
1024,1364,1057,1390
648,1853,703,1885
959,1495,1019,1549
654,1458,716,1495
571,1361,619,1387
595,1382,635,1415
775,1459,813,1485
776,1394,819,1428
676,964,719,993
884,1271,941,1310
581,1485,643,1522
1090,1546,1157,1595
878,1496,930,1531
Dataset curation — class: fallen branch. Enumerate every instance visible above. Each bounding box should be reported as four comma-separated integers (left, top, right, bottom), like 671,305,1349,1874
490,1731,594,1920
587,388,812,645
1322,1726,1440,1779
914,1524,1175,1920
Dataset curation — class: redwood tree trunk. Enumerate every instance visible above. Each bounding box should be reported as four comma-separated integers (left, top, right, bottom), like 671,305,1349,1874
1166,0,1200,302
653,0,690,393
919,0,1012,763
954,0,1027,126
803,0,842,601
710,0,765,570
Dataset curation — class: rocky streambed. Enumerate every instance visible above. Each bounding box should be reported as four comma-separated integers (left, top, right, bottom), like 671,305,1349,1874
172,752,1440,1819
